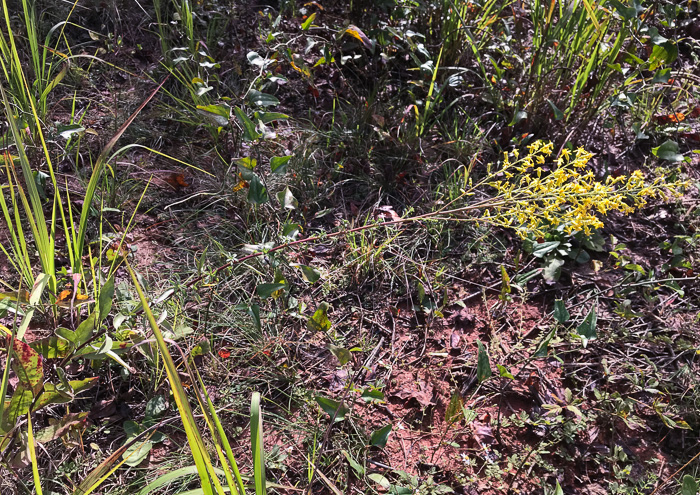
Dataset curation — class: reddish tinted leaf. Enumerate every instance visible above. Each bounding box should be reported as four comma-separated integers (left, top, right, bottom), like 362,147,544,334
12,339,43,395
654,112,685,124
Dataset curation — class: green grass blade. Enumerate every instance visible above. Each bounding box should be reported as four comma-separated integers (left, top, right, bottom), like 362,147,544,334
75,77,168,267
250,392,266,495
194,369,246,495
125,257,217,495
26,413,43,495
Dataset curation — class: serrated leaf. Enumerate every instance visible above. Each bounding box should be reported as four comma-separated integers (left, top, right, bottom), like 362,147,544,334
370,424,391,447
476,340,492,383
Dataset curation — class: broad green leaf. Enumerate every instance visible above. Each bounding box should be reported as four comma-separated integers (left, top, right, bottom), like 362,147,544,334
608,0,640,20
247,89,280,108
553,480,564,495
681,475,699,495
370,424,391,448
33,377,98,411
308,302,331,332
98,276,114,322
233,107,261,141
236,156,257,170
652,68,671,83
368,473,391,490
30,337,71,359
315,396,349,422
476,340,492,383
361,388,385,403
196,104,230,127
534,329,555,357
17,273,50,340
256,283,286,299
496,364,514,379
531,241,560,258
189,340,211,363
509,110,527,126
255,111,289,124
247,175,268,204
341,450,365,475
294,264,321,283
649,42,678,70
57,124,86,140
329,344,351,365
547,99,564,120
577,305,598,344
144,396,168,427
123,440,153,467
282,222,302,239
2,387,33,431
271,155,292,174
553,300,570,323
652,140,684,162
247,51,270,68
75,310,99,347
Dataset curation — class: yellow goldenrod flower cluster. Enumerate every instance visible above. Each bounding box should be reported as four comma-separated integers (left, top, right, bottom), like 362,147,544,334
482,141,685,238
